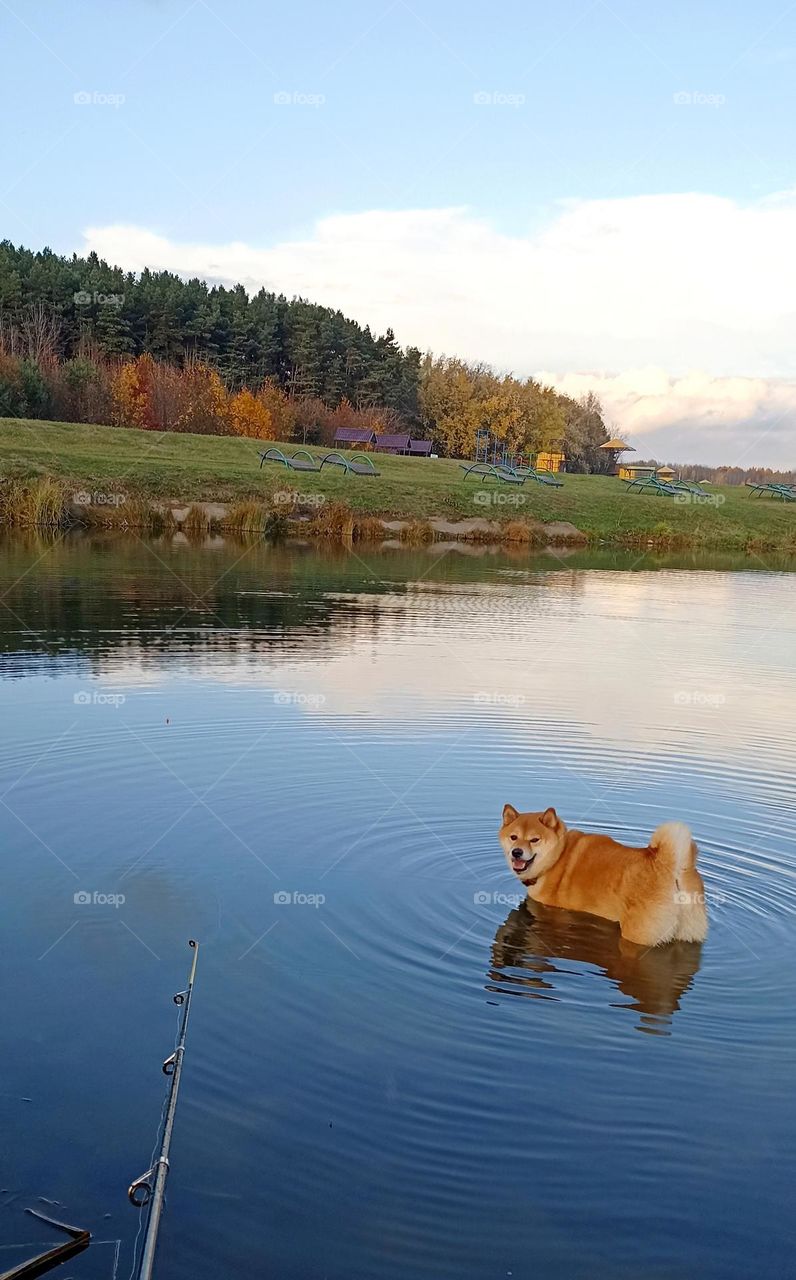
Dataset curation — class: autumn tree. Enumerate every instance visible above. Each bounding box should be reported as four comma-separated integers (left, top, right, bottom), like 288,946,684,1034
111,357,151,428
419,355,484,457
174,359,229,435
561,391,610,472
258,379,297,440
228,387,272,439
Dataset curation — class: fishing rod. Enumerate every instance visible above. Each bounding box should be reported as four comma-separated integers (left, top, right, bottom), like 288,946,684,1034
128,939,199,1280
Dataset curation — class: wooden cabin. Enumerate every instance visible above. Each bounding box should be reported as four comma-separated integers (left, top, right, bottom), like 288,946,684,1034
618,463,655,482
333,427,377,448
536,451,566,473
655,465,677,483
374,432,411,454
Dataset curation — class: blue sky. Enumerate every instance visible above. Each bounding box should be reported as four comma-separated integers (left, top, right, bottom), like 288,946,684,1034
5,0,794,244
3,0,796,461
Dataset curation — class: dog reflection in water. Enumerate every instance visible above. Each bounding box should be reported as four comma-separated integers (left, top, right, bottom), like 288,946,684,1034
489,900,703,1034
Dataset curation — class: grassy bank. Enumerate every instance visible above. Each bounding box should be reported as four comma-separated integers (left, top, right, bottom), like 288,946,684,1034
1,416,796,552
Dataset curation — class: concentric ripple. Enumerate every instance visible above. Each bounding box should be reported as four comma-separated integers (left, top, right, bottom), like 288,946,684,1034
1,534,795,1280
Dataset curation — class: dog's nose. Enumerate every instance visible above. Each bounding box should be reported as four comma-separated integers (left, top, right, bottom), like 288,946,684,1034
511,847,525,858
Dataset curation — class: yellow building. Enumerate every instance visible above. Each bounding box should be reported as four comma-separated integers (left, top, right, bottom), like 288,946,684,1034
536,451,566,473
618,463,678,483
618,463,655,482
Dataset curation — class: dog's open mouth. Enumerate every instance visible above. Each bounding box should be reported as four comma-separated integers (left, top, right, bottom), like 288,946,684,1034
511,855,534,874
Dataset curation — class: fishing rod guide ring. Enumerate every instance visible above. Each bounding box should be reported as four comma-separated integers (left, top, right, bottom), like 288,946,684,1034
128,1158,170,1207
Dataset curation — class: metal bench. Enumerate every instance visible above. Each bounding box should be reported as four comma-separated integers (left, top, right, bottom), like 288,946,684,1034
258,448,321,472
319,451,380,476
460,462,526,485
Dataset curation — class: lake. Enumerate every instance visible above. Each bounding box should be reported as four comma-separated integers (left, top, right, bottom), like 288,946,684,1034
1,530,795,1280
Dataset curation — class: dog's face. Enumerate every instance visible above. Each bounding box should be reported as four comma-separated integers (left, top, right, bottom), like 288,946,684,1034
499,804,566,884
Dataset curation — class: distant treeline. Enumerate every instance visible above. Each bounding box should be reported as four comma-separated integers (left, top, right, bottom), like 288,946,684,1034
0,239,420,415
0,238,611,463
637,459,796,487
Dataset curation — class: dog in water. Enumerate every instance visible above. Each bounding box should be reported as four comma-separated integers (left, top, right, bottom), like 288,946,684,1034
490,901,703,1029
498,805,708,946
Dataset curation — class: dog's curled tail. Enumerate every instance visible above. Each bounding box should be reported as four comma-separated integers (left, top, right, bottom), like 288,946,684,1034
649,821,697,873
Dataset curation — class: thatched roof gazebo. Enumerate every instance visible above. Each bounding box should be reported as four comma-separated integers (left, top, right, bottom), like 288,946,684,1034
600,437,635,475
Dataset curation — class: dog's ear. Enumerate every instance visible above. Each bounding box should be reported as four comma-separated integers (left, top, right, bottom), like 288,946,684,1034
502,803,519,825
540,806,558,828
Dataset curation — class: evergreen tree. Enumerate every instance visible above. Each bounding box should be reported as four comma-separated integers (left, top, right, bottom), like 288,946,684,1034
0,239,607,453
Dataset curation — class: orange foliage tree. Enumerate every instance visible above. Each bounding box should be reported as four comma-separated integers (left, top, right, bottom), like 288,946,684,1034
258,380,297,441
228,388,272,439
174,359,230,435
111,356,153,428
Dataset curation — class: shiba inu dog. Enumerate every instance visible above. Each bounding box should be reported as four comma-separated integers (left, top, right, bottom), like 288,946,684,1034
498,805,708,946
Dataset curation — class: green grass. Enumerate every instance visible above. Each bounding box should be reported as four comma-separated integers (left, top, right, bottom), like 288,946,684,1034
1,416,796,551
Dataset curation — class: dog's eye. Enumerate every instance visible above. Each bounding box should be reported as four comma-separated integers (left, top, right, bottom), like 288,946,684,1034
530,837,540,844
510,835,518,841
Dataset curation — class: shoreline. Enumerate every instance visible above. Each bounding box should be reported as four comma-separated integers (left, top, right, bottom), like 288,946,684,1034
2,486,795,555
2,418,796,554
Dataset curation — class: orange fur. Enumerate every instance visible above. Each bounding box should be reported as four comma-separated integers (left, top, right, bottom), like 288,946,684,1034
498,805,708,946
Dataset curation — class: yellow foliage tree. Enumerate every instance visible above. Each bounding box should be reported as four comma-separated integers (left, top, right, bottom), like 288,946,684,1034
228,388,272,439
111,358,150,428
257,380,297,441
420,356,567,459
174,360,230,435
418,355,483,457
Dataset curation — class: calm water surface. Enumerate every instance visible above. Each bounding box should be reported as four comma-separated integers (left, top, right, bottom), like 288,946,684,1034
1,532,795,1279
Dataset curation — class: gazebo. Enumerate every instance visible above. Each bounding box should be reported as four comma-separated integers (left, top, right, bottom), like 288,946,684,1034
600,437,635,476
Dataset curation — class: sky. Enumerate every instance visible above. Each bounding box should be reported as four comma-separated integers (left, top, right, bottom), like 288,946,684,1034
2,0,796,465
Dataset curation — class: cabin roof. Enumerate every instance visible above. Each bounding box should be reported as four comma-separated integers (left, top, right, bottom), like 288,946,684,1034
333,427,377,443
374,433,411,449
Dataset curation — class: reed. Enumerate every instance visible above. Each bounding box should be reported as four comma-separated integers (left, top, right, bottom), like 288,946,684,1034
0,477,72,529
399,519,435,544
221,501,268,534
181,504,211,536
309,500,355,543
352,514,388,541
77,496,176,533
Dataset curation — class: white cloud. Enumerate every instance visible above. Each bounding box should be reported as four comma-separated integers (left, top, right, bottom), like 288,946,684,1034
539,368,796,466
83,191,796,465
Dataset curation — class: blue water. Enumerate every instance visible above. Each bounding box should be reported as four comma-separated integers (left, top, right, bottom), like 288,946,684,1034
1,532,795,1279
